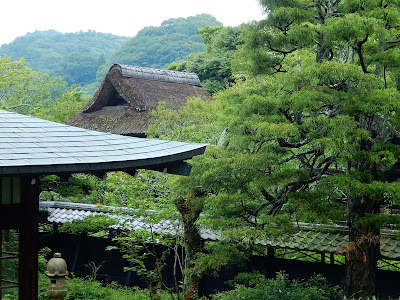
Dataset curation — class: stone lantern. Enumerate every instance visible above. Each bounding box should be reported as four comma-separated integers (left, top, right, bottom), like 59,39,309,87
45,253,68,300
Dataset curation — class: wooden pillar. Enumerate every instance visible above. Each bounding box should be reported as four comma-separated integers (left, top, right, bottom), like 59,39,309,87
267,246,275,259
0,241,2,300
18,176,39,300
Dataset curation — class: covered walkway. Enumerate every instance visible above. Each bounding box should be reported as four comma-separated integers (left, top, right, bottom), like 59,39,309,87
0,109,206,299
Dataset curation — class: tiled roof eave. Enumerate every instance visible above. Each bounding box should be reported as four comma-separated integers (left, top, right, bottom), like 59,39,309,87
0,110,207,176
0,146,206,176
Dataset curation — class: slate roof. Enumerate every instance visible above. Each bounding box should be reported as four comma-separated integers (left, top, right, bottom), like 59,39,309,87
39,201,218,240
0,110,207,176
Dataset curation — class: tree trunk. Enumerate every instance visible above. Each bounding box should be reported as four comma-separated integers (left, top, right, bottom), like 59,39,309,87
345,196,380,298
176,202,202,299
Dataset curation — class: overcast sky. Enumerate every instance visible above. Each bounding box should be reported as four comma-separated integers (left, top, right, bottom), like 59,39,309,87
0,0,266,46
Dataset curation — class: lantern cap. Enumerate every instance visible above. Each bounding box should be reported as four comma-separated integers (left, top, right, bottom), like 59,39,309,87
45,252,69,277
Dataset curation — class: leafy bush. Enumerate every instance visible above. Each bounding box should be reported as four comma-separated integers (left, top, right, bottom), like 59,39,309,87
37,274,173,300
59,215,117,236
53,174,96,198
210,272,341,300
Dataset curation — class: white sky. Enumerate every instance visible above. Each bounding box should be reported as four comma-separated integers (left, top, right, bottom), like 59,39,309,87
0,0,266,46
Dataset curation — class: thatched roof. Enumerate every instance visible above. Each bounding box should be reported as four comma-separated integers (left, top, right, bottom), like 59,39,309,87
66,64,211,136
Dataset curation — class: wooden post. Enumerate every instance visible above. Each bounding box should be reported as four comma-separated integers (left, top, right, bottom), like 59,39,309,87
0,240,3,300
18,176,39,300
321,252,326,263
330,253,335,265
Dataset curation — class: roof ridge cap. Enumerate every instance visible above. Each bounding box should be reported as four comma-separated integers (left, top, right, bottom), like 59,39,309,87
112,63,202,86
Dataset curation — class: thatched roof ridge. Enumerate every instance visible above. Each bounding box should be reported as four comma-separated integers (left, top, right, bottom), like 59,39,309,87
66,64,211,136
116,64,202,86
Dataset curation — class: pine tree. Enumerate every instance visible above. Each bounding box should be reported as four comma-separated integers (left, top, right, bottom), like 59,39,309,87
216,0,400,297
150,1,400,297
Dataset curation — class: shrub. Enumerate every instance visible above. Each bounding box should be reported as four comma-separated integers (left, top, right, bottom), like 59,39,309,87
210,272,341,300
37,274,173,300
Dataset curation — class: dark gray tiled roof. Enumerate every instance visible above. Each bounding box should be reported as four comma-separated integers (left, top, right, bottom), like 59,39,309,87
262,223,400,261
40,201,180,235
114,64,202,86
39,201,218,239
40,201,400,260
0,110,207,175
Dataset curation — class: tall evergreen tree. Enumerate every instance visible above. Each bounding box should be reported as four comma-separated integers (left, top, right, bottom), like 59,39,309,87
212,0,400,297
151,0,400,298
150,1,400,297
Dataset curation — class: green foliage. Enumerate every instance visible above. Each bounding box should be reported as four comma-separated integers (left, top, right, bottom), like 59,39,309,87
53,174,96,198
210,272,341,300
38,247,52,273
40,174,107,204
40,170,171,206
59,215,117,236
105,179,181,299
103,171,170,208
36,274,173,300
169,25,245,93
0,55,85,122
147,99,222,144
59,52,101,86
1,230,19,296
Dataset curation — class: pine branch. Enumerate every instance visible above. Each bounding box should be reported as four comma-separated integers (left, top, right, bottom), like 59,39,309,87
384,39,400,46
266,40,296,55
383,160,400,182
355,36,369,74
276,19,295,35
278,137,311,148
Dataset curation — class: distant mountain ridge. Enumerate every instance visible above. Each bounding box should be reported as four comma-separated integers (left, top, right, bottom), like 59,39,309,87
0,30,129,75
0,14,221,93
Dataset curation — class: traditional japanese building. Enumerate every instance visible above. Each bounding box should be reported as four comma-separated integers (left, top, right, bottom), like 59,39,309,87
66,64,211,137
0,109,206,299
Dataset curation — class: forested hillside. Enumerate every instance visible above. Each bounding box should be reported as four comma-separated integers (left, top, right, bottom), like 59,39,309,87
0,30,129,86
0,14,221,93
106,14,221,70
